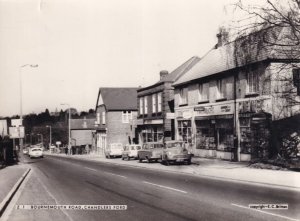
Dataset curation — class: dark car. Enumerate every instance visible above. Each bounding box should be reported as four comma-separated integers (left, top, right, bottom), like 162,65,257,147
161,141,192,165
137,142,164,163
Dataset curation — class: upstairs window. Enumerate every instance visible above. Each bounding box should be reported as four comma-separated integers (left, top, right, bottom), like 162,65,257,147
96,113,100,124
157,92,162,112
293,69,300,95
102,112,106,124
139,97,144,115
152,94,156,113
179,88,188,105
144,96,148,114
198,83,209,102
246,72,259,94
122,111,132,123
216,79,225,99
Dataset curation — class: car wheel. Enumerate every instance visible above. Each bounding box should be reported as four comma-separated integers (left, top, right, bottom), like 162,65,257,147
127,156,130,161
145,157,150,163
122,157,124,160
186,159,191,165
138,156,142,163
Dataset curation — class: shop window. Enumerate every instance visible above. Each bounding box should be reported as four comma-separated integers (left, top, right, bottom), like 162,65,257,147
157,92,162,112
141,127,163,142
179,88,188,105
216,79,225,99
139,97,144,115
178,120,192,143
198,83,209,102
196,120,216,149
122,111,132,123
246,71,259,94
152,94,157,113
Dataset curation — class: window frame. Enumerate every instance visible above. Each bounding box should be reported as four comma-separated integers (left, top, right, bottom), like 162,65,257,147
152,94,157,113
179,88,188,105
157,92,162,112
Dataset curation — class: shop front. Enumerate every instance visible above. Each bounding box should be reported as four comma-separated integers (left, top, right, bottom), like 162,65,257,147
190,103,235,160
137,119,164,144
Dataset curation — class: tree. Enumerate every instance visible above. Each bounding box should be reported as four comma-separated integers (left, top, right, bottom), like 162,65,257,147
230,0,300,161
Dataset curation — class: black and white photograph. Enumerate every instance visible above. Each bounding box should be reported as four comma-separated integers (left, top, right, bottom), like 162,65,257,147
0,0,300,220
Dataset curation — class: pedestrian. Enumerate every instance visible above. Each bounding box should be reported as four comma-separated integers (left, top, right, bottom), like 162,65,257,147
85,144,89,154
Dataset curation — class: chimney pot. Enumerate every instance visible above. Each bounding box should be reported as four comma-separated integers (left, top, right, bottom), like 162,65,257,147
160,70,168,80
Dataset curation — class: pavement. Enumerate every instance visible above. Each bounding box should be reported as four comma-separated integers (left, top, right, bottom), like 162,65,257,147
45,152,300,191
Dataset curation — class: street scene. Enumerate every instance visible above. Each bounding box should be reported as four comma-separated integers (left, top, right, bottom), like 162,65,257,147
1,0,300,221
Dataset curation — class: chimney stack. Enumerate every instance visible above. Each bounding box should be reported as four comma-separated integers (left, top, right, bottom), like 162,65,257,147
216,33,223,48
160,70,168,80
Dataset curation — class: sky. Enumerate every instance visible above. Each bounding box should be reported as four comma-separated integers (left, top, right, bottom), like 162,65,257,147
0,0,243,117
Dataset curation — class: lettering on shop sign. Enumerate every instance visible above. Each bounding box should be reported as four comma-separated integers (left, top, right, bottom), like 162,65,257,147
194,106,214,114
220,105,231,113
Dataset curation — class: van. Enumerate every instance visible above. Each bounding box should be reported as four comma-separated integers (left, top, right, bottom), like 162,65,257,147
105,143,123,158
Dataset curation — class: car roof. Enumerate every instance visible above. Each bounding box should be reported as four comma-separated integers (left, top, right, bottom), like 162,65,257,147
164,141,184,144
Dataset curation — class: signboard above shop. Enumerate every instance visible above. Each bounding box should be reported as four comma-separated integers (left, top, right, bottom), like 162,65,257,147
194,103,234,117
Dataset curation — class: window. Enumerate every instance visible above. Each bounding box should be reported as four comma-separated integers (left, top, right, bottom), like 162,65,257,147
152,94,156,113
122,111,132,123
102,112,106,124
144,96,148,114
178,120,192,143
179,88,188,105
157,92,162,112
246,72,258,93
216,79,224,99
293,69,300,95
139,97,143,115
198,83,209,102
96,113,100,124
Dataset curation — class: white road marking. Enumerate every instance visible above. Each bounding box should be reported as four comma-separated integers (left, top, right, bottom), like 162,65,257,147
0,169,32,221
84,167,97,172
104,172,127,179
142,181,187,194
36,174,73,221
231,203,299,221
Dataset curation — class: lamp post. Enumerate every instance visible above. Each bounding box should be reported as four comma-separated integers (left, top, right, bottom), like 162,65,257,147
46,125,52,148
19,64,38,151
61,103,71,154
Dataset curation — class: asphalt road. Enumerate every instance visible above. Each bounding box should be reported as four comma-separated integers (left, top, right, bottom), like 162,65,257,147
3,155,300,221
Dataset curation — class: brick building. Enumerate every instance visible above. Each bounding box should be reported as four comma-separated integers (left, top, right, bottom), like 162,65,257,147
173,26,300,161
95,87,138,155
136,57,200,144
70,115,97,153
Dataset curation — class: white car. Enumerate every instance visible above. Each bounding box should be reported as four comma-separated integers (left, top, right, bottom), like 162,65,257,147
122,144,142,160
29,147,44,158
104,143,123,158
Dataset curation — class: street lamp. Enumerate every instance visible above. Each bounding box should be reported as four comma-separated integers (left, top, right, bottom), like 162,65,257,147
19,64,38,151
61,103,71,152
46,125,52,148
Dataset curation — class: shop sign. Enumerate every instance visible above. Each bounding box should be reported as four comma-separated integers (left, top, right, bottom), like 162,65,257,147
166,113,175,119
144,119,163,125
9,126,24,138
176,110,192,119
194,103,234,116
238,98,271,113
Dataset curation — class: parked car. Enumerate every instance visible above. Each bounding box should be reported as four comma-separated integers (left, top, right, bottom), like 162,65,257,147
122,144,142,160
105,143,123,158
161,141,192,165
137,142,164,163
29,147,43,158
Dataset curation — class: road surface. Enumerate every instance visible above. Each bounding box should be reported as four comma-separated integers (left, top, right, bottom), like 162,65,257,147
3,155,300,221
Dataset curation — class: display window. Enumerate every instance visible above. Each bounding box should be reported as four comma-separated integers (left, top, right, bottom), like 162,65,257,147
178,120,192,144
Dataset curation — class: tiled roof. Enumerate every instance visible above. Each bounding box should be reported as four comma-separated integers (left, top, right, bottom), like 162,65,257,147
97,87,138,111
70,118,97,130
138,56,200,91
173,26,299,86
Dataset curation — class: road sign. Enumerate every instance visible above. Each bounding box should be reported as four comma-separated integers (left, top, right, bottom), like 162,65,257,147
9,126,25,138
